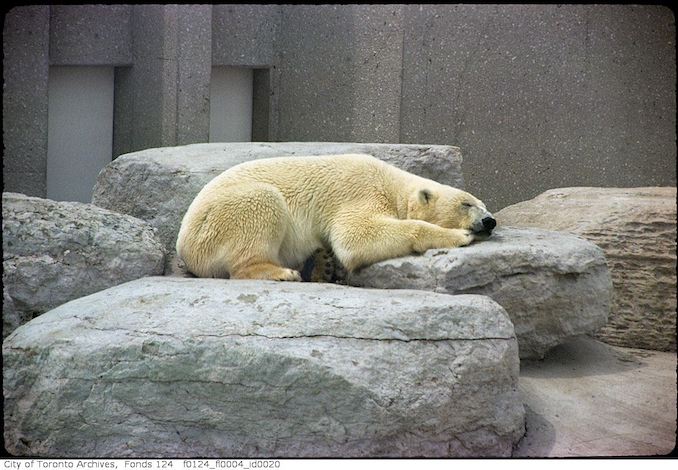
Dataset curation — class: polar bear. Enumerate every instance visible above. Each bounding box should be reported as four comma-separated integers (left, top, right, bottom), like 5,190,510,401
176,154,496,281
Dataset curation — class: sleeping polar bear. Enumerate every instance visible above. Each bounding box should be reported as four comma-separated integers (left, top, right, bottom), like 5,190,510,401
176,153,496,281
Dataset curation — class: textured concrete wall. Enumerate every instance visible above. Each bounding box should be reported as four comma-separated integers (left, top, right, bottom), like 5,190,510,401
114,5,211,154
211,5,282,140
174,5,212,146
274,5,404,143
3,5,675,208
211,4,280,67
49,5,132,65
398,4,676,210
272,4,676,210
3,6,50,197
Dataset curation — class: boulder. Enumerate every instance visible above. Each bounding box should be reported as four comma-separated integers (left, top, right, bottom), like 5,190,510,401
2,192,165,337
3,277,524,458
91,142,463,272
496,187,677,351
348,227,612,359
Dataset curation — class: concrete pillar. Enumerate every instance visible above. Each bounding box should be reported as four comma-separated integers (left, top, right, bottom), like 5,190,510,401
275,5,404,143
174,5,212,146
2,6,50,197
117,5,211,154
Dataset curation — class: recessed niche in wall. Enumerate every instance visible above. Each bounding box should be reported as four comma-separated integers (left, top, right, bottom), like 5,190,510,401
47,66,114,203
209,66,253,142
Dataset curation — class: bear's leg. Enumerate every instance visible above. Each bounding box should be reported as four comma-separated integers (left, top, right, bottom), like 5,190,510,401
231,262,302,281
330,215,474,272
182,183,302,281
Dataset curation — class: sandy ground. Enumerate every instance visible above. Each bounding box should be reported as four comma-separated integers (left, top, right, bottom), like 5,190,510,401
514,336,677,457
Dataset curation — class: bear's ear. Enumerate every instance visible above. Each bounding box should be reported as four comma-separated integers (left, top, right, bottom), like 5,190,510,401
418,189,433,205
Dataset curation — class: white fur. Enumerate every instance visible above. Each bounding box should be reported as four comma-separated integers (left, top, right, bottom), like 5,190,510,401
176,154,490,280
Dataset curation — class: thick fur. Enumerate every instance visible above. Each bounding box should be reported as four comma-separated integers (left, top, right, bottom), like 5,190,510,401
176,154,494,281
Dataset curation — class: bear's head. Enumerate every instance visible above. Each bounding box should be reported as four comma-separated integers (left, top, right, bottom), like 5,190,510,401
407,185,496,237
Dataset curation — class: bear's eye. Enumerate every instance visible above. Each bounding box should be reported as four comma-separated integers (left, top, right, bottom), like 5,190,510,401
462,202,474,209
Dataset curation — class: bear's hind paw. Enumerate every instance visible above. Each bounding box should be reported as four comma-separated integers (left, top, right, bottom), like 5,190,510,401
232,263,302,282
277,268,302,282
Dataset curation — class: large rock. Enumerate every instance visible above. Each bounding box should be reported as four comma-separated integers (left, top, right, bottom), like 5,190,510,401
348,227,612,359
3,277,524,458
2,192,165,337
92,142,464,272
496,187,677,351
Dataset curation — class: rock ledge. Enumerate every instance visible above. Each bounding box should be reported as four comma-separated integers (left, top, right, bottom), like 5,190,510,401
4,277,524,458
349,227,612,359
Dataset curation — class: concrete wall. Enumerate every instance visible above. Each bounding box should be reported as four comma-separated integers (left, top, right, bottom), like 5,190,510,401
120,5,212,152
271,4,676,210
3,6,50,197
3,5,676,208
398,4,677,209
49,5,132,66
275,5,404,143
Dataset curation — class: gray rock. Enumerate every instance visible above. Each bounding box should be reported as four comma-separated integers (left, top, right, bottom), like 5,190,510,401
2,285,28,337
496,187,677,352
348,227,612,359
2,192,165,337
3,277,524,458
91,142,463,272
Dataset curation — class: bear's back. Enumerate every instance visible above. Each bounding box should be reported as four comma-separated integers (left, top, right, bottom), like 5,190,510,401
211,153,393,193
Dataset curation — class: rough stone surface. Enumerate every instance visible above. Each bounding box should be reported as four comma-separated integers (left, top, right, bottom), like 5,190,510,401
3,277,524,458
92,142,464,272
348,227,612,359
2,192,165,337
496,187,677,352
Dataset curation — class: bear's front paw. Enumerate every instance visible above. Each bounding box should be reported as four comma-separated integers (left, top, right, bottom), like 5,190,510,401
449,228,474,247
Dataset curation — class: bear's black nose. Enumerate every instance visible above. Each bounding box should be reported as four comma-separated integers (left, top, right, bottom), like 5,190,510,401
482,217,497,231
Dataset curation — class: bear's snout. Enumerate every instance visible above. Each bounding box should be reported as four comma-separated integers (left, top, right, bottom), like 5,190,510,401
482,216,497,232
472,214,496,239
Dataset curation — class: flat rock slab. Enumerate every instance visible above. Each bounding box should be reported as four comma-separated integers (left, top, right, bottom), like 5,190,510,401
91,142,463,272
496,187,677,351
515,336,677,457
348,227,612,359
3,277,524,458
2,192,165,337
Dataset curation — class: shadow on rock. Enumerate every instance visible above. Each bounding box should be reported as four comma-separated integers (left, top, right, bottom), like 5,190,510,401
512,404,557,457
